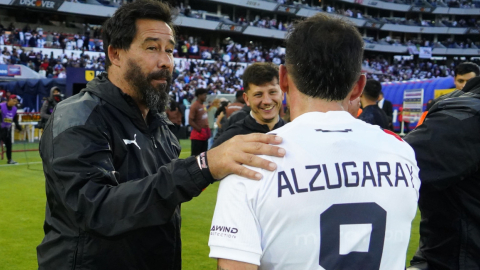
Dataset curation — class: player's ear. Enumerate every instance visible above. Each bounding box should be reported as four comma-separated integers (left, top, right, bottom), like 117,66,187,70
108,45,121,67
350,74,366,101
243,91,250,106
279,65,289,94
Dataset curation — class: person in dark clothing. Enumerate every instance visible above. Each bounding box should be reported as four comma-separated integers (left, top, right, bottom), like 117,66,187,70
36,1,286,270
0,95,22,164
39,86,62,129
212,62,285,148
166,99,182,141
377,91,393,130
358,79,389,129
226,105,251,128
406,76,480,270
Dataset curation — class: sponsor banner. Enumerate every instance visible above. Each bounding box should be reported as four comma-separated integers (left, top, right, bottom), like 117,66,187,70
419,47,432,59
364,21,383,29
366,1,378,6
217,23,247,33
11,0,65,10
66,67,103,83
410,6,435,13
275,4,300,14
7,65,21,76
365,44,376,49
0,65,21,76
468,28,480,34
407,46,419,55
402,88,424,123
434,88,455,99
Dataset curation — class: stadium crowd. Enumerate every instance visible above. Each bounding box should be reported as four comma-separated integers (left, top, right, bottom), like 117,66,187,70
365,58,480,82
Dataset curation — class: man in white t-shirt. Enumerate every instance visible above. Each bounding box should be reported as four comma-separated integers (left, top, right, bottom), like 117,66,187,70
209,14,420,270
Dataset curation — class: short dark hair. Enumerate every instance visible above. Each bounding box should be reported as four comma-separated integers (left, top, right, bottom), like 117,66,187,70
285,14,363,101
455,62,480,77
363,79,382,101
102,0,175,70
235,90,244,99
242,63,279,92
195,88,208,97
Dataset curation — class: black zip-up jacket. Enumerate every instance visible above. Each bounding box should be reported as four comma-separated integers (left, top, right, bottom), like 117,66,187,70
405,76,480,270
37,74,214,270
212,113,285,148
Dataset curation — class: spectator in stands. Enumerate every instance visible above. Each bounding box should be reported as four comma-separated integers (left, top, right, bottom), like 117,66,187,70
0,95,22,164
37,1,285,269
378,91,393,130
189,88,210,156
406,76,480,270
358,79,389,129
212,62,286,148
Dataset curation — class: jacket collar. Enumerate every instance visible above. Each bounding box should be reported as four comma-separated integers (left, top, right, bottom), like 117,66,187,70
244,113,285,133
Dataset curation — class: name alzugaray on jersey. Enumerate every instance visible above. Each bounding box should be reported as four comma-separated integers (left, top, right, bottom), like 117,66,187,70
278,161,415,197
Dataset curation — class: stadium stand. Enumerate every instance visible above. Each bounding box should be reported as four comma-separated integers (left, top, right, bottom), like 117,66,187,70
0,0,478,85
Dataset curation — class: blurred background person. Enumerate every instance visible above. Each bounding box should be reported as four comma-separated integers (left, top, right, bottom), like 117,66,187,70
207,98,220,149
39,86,62,129
359,79,389,129
0,95,22,164
189,88,209,156
166,99,183,141
378,91,393,130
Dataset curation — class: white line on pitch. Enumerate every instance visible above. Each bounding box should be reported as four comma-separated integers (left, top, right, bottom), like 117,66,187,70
0,161,43,167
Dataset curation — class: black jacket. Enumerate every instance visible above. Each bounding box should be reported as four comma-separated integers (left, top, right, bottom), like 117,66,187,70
212,105,250,144
406,76,480,270
380,99,393,123
212,113,286,148
358,105,389,129
37,74,213,270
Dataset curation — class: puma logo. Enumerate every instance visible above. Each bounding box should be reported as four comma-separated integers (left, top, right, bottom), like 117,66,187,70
123,134,141,150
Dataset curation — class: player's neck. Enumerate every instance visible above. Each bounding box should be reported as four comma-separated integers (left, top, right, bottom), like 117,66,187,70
289,93,346,121
362,99,377,107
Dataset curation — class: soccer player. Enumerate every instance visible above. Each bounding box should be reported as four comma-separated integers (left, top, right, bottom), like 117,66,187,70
209,14,420,270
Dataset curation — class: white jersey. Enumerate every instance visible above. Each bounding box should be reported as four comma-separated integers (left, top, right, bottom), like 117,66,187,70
209,111,420,270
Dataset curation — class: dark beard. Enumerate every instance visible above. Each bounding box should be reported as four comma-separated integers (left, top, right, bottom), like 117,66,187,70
124,59,172,113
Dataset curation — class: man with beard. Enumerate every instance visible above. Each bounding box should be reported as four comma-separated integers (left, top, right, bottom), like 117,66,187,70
212,62,285,148
36,1,286,269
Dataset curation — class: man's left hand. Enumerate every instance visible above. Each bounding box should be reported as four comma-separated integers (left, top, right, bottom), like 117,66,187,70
206,133,285,180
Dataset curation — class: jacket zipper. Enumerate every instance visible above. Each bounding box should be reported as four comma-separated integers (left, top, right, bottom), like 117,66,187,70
151,135,157,148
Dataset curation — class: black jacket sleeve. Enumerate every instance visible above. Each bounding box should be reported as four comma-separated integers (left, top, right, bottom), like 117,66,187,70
42,122,212,238
404,100,480,190
40,100,51,120
211,122,246,148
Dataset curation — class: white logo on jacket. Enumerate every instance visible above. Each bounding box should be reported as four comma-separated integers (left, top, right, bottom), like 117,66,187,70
123,134,141,150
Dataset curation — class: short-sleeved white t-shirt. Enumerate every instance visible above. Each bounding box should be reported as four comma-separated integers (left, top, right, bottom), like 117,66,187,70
209,111,420,270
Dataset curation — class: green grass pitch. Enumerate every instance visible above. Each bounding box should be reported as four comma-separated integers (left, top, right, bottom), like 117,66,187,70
0,140,420,269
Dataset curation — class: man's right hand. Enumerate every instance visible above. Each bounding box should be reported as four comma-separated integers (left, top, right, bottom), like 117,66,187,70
206,133,285,180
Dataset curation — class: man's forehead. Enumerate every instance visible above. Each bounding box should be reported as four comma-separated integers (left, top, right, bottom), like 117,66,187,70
136,19,174,41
